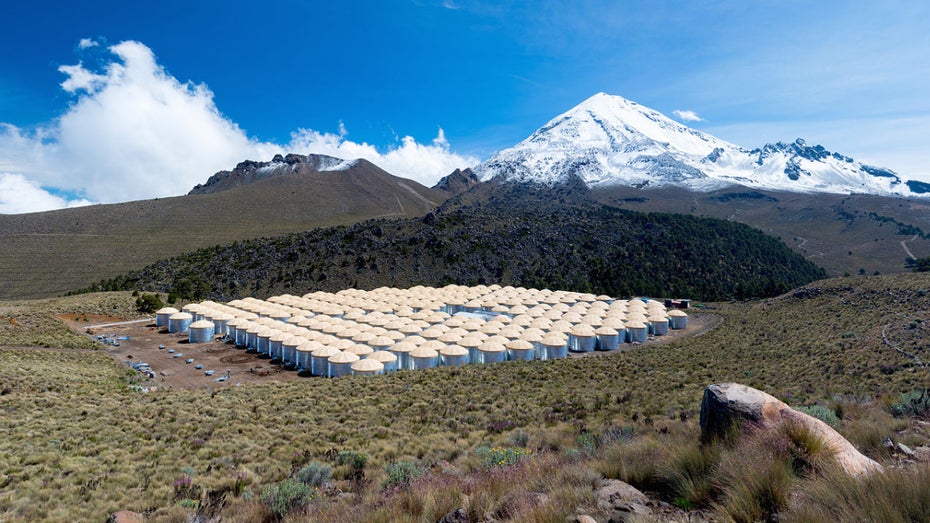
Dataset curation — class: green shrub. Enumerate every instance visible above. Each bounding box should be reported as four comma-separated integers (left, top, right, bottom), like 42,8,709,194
798,405,841,429
890,389,930,418
474,446,531,468
261,478,315,518
297,461,332,488
336,450,368,483
382,460,423,489
135,293,164,314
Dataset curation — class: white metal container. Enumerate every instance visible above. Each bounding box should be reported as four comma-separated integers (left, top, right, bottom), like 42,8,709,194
156,307,179,327
668,310,688,330
568,324,597,352
188,320,215,344
168,312,193,334
505,339,535,361
439,345,470,367
328,351,359,378
352,358,385,376
595,326,620,351
368,350,399,373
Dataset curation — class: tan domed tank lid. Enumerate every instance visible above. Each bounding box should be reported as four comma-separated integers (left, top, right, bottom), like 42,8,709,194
157,307,180,315
346,344,374,356
328,351,360,364
477,341,506,353
189,320,214,329
170,312,193,320
571,324,597,337
667,310,688,317
298,340,323,353
332,339,355,351
389,341,417,353
459,337,483,348
541,334,568,346
352,331,376,343
410,346,439,358
625,321,647,329
439,344,469,356
368,350,398,363
311,345,339,357
595,326,619,336
351,358,384,372
506,339,534,351
369,335,395,347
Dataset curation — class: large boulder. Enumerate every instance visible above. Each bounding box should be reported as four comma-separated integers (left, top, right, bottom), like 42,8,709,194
700,383,882,477
107,511,143,523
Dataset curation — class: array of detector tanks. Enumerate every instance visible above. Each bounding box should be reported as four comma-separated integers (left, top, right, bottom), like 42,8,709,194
154,285,688,378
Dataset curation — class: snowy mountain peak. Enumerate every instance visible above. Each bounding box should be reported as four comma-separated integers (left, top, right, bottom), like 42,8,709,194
475,93,926,198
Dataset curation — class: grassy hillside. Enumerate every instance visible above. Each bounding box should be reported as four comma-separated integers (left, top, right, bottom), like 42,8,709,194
82,185,827,302
2,274,930,520
0,161,449,300
591,185,930,277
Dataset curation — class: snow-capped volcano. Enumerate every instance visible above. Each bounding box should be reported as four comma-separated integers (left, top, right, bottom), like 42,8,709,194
475,92,930,197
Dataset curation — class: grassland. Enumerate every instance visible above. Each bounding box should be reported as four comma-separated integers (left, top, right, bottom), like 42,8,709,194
2,274,930,521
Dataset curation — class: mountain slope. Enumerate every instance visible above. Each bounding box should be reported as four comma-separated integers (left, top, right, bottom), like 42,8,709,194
188,153,352,194
87,183,827,302
475,92,924,198
0,158,449,300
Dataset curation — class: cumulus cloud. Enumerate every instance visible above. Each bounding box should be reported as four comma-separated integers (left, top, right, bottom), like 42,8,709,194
287,126,478,187
0,40,476,214
673,109,704,122
78,38,99,49
0,173,91,214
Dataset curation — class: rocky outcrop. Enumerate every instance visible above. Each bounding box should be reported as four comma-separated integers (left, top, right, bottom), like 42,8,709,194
188,153,346,194
700,382,882,477
433,168,480,194
595,479,652,522
107,511,143,523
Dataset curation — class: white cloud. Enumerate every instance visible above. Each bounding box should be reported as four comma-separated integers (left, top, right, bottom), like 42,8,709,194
672,109,704,122
0,40,476,214
0,173,91,214
78,38,99,49
286,126,478,187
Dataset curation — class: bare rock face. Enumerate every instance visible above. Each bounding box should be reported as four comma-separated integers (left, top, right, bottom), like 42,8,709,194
107,511,143,523
700,382,882,477
596,479,652,522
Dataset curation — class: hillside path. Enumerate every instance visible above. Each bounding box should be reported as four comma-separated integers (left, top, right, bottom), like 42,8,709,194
901,234,919,260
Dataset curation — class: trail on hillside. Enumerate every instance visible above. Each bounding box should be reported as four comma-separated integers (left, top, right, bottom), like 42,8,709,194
796,236,825,259
901,234,919,260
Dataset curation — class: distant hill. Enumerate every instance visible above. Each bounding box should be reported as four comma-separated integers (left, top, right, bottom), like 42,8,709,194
85,182,827,302
0,158,449,299
587,185,930,277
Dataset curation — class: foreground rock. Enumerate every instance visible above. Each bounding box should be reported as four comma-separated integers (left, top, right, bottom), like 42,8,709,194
107,511,143,523
595,479,652,522
700,382,882,477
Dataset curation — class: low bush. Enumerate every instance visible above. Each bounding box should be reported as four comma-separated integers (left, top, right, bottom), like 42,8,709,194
890,389,930,418
297,461,332,488
261,478,315,519
474,446,531,468
797,404,841,429
382,460,423,489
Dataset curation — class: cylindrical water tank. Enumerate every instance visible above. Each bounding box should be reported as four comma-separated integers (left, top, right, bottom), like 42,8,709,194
268,331,288,360
569,324,597,352
540,334,568,360
439,345,469,367
328,351,359,378
626,321,648,343
369,336,394,352
310,345,339,377
281,335,303,365
245,323,263,350
234,320,252,347
459,337,483,364
595,326,620,351
346,343,374,358
168,312,193,334
257,327,274,355
351,358,384,376
668,310,688,330
409,346,440,370
188,320,215,344
212,313,232,338
505,339,535,361
648,316,669,336
477,342,507,364
389,341,417,371
368,350,399,373
156,307,179,327
296,340,321,371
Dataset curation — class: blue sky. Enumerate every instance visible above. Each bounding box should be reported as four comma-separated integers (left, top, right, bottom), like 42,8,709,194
1,1,929,212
